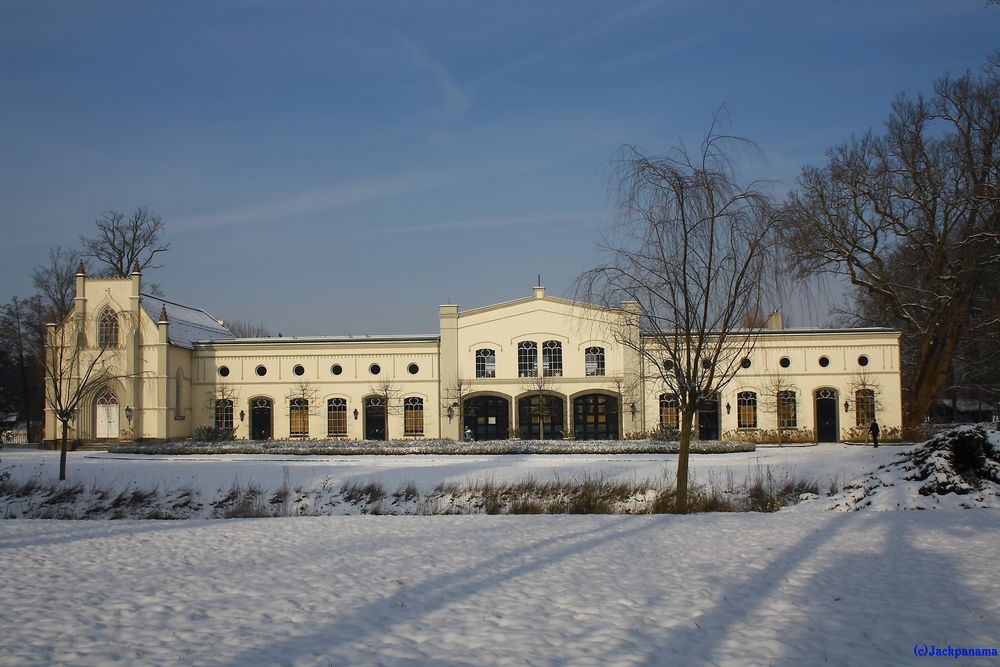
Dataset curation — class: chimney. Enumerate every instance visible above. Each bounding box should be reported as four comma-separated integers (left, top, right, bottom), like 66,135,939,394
765,310,784,330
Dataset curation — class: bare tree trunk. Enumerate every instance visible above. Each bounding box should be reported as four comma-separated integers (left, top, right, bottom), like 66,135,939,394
906,329,962,426
676,407,696,513
59,419,69,481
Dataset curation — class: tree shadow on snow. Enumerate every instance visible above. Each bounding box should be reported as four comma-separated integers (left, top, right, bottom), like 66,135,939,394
212,516,665,666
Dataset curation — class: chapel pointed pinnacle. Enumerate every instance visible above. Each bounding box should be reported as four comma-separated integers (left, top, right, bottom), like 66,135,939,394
159,305,168,323
77,260,86,276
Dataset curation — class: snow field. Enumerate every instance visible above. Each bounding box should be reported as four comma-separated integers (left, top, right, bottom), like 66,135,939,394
1,511,998,666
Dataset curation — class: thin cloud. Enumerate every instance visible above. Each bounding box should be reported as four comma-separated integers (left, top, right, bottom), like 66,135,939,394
400,34,473,122
170,174,454,233
357,210,607,236
474,0,669,85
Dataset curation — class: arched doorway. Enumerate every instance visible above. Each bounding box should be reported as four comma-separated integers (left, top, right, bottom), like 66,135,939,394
94,386,120,439
573,394,619,440
463,395,510,440
815,388,839,442
697,393,720,441
364,396,386,440
517,394,565,440
250,397,273,440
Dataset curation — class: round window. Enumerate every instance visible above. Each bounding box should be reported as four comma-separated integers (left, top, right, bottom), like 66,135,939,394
407,363,419,375
701,359,712,370
255,365,267,377
369,363,381,376
858,355,869,367
818,356,830,368
663,360,674,371
218,366,230,377
779,357,791,368
293,364,305,376
740,357,751,369
331,364,343,376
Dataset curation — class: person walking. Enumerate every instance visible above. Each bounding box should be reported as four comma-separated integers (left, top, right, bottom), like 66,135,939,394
868,418,880,448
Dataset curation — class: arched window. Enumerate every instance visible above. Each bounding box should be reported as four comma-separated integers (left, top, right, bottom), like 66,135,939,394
777,390,797,429
737,391,757,429
175,368,184,418
475,349,496,378
96,385,118,406
518,341,538,377
585,347,605,377
98,308,118,348
327,398,348,436
214,399,233,432
403,397,424,436
542,340,562,377
659,393,679,430
290,398,309,437
855,389,876,426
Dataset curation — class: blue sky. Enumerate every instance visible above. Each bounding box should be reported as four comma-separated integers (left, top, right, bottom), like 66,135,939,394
1,1,997,334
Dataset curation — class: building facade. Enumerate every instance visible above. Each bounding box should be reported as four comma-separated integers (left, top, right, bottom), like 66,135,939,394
45,270,903,444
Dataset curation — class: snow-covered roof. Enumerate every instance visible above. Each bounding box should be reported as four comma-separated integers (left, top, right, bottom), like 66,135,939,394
197,334,438,347
639,326,899,338
140,294,234,350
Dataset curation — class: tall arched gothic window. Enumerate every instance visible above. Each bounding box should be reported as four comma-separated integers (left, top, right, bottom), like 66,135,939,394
542,340,562,377
327,398,348,436
737,391,758,429
585,347,605,377
475,349,496,378
404,397,424,436
855,389,876,426
518,341,538,377
98,308,119,348
777,390,797,429
659,394,679,430
290,398,309,437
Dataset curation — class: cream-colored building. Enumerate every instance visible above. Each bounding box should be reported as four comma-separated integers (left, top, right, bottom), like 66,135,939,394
45,269,902,445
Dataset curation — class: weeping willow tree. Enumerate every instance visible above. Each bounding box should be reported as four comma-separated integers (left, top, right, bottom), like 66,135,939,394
578,118,779,513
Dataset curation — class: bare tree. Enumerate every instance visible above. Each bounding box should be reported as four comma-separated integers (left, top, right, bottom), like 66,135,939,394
779,54,1000,425
520,371,561,440
367,380,401,441
755,374,800,445
443,377,475,438
608,374,640,438
45,309,139,480
80,207,171,277
224,319,273,338
0,296,46,433
578,118,778,512
205,385,241,439
285,382,319,439
31,247,81,325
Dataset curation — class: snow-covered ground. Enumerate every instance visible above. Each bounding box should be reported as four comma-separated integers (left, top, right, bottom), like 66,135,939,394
1,439,998,665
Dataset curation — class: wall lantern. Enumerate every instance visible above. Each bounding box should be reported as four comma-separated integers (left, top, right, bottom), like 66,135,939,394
725,402,731,415
629,402,637,418
844,401,851,412
125,406,133,424
447,404,455,422
353,408,359,420
239,410,246,422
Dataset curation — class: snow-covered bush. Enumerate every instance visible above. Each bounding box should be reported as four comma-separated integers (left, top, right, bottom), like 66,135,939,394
109,438,756,456
906,425,1000,496
827,425,1000,511
723,428,815,444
